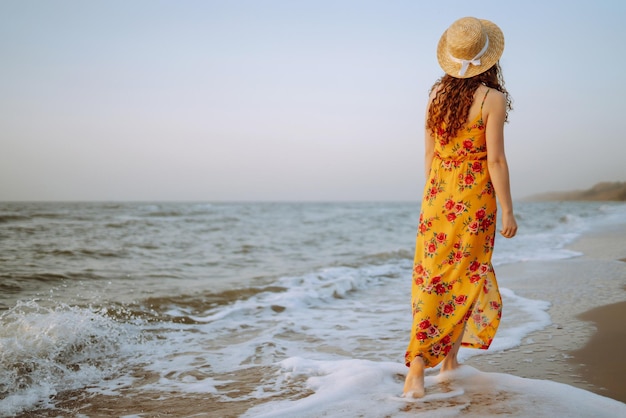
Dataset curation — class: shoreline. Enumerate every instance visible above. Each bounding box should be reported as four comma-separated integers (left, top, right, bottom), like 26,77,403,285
465,223,626,403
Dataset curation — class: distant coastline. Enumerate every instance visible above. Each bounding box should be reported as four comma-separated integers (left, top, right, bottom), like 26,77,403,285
526,182,626,202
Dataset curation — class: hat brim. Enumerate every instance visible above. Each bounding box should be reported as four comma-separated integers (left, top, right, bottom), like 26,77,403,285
437,19,504,79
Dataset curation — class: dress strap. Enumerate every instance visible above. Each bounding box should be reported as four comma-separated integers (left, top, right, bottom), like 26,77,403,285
480,88,490,111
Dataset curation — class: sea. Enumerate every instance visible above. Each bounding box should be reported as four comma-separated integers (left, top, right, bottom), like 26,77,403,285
1,200,626,417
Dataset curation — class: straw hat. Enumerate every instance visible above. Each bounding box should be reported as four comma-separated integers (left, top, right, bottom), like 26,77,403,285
437,17,504,79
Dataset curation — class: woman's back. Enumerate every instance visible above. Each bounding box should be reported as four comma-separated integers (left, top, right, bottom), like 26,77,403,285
434,87,490,162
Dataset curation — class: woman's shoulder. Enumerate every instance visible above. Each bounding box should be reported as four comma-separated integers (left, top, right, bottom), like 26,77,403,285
482,87,506,113
483,87,505,103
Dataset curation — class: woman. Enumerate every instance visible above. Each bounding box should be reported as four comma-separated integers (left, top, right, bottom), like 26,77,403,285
403,17,518,398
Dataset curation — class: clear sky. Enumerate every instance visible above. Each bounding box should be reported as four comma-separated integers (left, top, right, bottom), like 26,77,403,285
1,0,625,201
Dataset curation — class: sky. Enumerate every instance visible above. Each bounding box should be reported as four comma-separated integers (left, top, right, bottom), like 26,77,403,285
1,0,625,201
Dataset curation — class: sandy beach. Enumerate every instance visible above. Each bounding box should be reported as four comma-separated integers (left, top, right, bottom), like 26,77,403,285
466,223,626,403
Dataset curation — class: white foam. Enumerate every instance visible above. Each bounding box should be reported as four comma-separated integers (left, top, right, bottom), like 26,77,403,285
244,361,625,418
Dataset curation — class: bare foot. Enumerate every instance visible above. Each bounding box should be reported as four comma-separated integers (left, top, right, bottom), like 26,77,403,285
403,356,425,398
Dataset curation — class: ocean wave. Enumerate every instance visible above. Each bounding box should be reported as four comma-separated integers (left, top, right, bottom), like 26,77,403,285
0,271,108,285
139,285,289,316
0,214,31,223
21,248,128,261
145,210,185,218
558,214,583,225
358,249,413,265
104,219,144,229
161,262,408,324
3,272,71,283
0,301,146,416
137,203,216,219
0,281,23,294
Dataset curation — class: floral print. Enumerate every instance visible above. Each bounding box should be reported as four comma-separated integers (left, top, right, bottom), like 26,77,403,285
405,90,502,368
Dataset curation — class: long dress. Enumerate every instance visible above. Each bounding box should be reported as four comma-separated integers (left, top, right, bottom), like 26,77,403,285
405,89,502,368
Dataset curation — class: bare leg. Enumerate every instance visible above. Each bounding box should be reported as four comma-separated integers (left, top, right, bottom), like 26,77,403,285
440,327,465,372
403,356,425,398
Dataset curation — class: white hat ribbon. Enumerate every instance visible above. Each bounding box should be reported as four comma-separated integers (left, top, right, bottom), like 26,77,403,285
449,35,490,76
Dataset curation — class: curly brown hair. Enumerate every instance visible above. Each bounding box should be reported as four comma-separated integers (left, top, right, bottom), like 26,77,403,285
426,63,512,140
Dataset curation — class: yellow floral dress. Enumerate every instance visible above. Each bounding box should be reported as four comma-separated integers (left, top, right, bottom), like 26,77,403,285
405,89,502,368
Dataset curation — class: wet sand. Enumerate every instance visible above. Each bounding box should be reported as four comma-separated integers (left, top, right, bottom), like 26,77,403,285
570,300,626,402
466,224,626,403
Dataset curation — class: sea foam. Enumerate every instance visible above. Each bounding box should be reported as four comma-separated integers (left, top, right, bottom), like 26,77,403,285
243,361,625,418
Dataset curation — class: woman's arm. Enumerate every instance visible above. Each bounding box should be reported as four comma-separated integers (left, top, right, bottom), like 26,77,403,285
424,94,436,180
485,90,518,238
424,130,435,179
